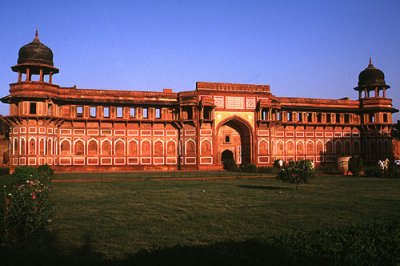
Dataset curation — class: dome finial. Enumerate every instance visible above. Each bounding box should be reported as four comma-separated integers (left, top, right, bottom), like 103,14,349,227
33,29,39,42
367,57,375,69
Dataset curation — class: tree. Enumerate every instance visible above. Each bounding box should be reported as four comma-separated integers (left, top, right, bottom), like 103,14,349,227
277,160,315,189
348,156,363,176
392,120,400,139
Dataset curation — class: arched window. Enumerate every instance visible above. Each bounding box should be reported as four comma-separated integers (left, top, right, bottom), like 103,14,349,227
353,141,360,154
287,141,294,155
115,140,125,156
344,141,351,155
384,139,389,155
154,141,163,156
47,139,52,155
296,141,304,155
39,138,45,156
54,139,58,156
167,140,176,156
369,140,376,154
21,138,26,156
316,141,323,155
186,140,196,156
29,138,36,155
60,140,71,156
128,140,138,156
259,140,269,156
377,140,383,155
74,140,84,156
335,141,342,155
306,141,314,155
277,141,284,155
141,140,151,156
102,140,112,156
13,138,18,155
326,141,333,154
87,140,98,156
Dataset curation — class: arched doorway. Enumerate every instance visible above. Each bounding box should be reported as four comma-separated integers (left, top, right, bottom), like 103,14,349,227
217,116,252,165
221,149,234,162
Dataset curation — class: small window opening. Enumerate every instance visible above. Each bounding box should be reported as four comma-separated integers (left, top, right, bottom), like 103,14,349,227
77,106,83,117
344,114,349,123
155,108,161,119
104,107,110,118
336,113,341,123
142,108,148,119
297,113,303,122
30,102,37,115
130,108,135,118
90,107,96,118
117,107,123,118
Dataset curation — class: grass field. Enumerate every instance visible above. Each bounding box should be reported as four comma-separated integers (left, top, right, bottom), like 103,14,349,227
2,172,400,265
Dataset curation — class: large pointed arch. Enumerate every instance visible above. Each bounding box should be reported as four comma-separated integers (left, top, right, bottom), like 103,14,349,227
216,115,254,164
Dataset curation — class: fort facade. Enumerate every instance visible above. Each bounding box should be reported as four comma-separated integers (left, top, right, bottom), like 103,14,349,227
1,32,398,172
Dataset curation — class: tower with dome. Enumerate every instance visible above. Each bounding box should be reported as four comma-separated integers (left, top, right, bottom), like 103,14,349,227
0,32,398,173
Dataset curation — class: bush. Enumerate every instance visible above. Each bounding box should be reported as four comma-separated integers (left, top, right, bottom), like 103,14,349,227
0,165,54,244
277,160,315,189
240,164,257,173
223,159,237,171
348,156,363,176
389,166,400,178
276,220,400,265
364,165,383,178
273,159,284,168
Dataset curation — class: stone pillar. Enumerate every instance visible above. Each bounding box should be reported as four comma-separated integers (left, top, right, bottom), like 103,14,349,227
49,72,53,84
18,71,22,82
383,88,386,98
39,69,44,82
26,68,30,82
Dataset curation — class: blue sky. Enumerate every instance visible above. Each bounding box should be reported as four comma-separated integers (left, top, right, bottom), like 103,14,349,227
1,0,399,120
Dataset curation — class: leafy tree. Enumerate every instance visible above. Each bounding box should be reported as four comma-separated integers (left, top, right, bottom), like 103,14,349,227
348,156,363,176
277,160,315,189
392,120,400,139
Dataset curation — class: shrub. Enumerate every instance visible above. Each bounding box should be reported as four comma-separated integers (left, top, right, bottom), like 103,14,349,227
240,164,257,173
0,165,54,244
348,156,363,176
276,220,400,265
223,159,237,171
38,164,54,185
273,159,284,168
389,166,400,178
364,165,383,178
277,160,315,189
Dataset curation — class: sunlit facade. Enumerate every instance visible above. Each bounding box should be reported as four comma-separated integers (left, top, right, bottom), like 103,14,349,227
1,32,398,172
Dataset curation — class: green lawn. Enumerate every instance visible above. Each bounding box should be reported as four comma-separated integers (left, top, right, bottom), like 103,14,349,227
51,175,400,260
1,173,400,265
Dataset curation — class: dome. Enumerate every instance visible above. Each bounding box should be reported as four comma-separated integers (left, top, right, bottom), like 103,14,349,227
358,58,385,86
17,30,54,66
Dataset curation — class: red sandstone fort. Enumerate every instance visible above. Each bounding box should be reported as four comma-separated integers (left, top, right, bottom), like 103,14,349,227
0,32,398,172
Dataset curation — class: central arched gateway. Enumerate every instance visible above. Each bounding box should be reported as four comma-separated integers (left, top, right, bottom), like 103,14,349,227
216,116,253,165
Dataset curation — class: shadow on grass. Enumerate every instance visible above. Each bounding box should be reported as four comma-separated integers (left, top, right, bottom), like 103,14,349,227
2,220,399,266
238,184,288,190
0,235,322,266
